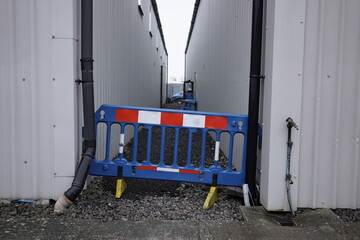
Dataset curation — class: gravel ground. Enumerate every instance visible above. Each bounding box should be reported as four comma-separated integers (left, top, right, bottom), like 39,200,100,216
0,176,244,222
0,103,243,222
332,209,360,222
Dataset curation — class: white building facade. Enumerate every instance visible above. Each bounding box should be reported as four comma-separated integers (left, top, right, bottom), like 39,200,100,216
186,0,360,210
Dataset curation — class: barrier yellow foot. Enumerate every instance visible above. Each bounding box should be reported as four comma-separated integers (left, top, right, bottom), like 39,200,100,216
203,186,218,209
115,179,127,198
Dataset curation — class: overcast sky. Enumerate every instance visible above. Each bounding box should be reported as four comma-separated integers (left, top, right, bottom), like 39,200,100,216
156,0,195,83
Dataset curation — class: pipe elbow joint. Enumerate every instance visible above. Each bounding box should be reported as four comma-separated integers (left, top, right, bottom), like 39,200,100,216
64,182,84,202
83,145,96,159
54,194,72,213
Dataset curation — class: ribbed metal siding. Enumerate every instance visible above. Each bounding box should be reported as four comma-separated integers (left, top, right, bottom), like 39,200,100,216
186,0,252,115
185,0,253,169
298,0,360,209
0,0,167,200
186,0,360,210
93,0,168,160
0,0,79,199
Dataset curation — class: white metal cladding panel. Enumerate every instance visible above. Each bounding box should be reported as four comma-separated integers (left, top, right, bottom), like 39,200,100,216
185,0,252,169
259,0,306,211
93,0,168,160
298,0,360,209
0,0,78,199
186,0,252,115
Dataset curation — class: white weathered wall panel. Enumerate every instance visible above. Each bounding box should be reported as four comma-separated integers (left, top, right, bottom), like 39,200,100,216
0,0,167,200
93,0,168,159
260,0,306,211
186,0,252,115
0,0,78,199
298,0,360,209
185,0,253,170
259,0,360,210
186,0,360,210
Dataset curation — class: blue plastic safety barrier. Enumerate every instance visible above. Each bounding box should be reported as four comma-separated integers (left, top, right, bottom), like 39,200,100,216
89,104,249,187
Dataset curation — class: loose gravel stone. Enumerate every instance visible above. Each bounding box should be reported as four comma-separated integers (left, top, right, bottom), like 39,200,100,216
332,209,360,222
62,176,245,221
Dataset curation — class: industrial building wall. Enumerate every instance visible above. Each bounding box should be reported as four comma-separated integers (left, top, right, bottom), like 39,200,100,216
0,0,80,199
0,0,168,200
93,0,168,160
186,0,360,210
298,0,360,209
185,0,252,115
185,0,253,170
261,0,360,210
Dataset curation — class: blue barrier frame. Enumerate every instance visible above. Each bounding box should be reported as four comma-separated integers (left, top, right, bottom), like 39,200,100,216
89,104,249,187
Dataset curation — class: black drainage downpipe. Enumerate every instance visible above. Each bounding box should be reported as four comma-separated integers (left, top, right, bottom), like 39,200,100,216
245,0,264,204
54,0,95,212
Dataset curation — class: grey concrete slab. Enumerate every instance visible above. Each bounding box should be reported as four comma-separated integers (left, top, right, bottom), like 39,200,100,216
1,207,359,240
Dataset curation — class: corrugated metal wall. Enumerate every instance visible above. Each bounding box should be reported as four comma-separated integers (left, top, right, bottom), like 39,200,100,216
186,0,252,115
186,0,360,209
298,0,360,209
185,0,253,170
0,0,79,199
93,0,168,160
0,0,168,200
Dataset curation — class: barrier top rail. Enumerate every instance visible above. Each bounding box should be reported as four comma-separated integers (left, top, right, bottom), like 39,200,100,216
89,104,248,187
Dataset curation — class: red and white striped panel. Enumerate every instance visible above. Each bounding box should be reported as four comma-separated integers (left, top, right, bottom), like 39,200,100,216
115,109,228,130
138,166,199,174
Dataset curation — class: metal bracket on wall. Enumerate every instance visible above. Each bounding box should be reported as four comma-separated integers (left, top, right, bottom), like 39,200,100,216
75,79,85,84
249,75,265,79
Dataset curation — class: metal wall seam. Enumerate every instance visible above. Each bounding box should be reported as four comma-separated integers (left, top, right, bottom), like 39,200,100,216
355,48,360,208
29,0,38,199
332,0,346,209
311,0,325,209
345,0,360,210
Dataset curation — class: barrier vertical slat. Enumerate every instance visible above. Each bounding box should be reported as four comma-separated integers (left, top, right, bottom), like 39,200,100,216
227,132,235,171
145,126,152,164
186,130,193,168
119,125,125,160
241,132,248,172
213,132,221,167
132,125,139,163
172,128,180,168
200,129,207,170
105,123,111,161
159,126,166,167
